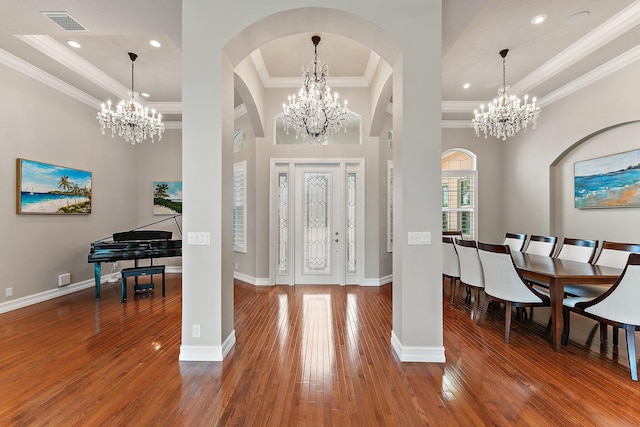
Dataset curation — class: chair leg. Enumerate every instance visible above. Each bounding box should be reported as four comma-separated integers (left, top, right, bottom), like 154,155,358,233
504,301,513,344
626,325,638,381
471,288,479,321
477,296,491,326
600,323,608,345
561,308,570,346
450,278,457,304
613,326,619,347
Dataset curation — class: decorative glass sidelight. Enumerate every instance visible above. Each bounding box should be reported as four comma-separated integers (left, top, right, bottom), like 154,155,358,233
303,172,331,274
346,173,356,274
278,173,288,274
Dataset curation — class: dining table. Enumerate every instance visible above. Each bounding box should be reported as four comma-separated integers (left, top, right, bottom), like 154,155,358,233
510,252,622,352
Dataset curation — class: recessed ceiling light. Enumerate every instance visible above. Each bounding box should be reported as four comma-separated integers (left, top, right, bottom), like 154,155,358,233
565,11,590,26
149,40,161,48
462,83,471,89
531,14,547,25
141,93,150,98
67,40,81,48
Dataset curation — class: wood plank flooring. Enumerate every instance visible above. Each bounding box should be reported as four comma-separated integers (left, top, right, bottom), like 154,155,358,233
1,275,639,426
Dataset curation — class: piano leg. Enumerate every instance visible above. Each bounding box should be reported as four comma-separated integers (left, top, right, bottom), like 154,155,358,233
94,262,101,300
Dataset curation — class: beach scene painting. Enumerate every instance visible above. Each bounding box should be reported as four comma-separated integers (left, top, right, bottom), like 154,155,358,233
17,159,92,214
574,149,640,209
153,181,182,215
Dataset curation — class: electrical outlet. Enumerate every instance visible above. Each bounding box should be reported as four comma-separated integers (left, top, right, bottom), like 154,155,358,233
192,325,200,338
6,287,13,298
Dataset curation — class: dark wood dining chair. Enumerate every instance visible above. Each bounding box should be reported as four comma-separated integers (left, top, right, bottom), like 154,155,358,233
562,253,640,381
476,243,550,343
555,237,598,263
524,235,557,257
454,239,484,320
442,237,460,304
502,233,527,252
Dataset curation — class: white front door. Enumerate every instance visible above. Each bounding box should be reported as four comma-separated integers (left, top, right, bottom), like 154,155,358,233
294,165,344,285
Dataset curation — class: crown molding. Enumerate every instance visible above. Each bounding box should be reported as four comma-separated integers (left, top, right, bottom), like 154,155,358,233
17,35,129,98
537,43,640,108
163,121,182,130
234,103,247,119
147,102,182,114
250,47,371,88
0,47,101,109
442,120,471,129
511,1,640,96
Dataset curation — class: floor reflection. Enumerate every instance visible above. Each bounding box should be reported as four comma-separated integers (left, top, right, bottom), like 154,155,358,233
300,294,334,384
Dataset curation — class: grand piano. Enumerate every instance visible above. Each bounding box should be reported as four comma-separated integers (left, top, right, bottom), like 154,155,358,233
88,224,182,300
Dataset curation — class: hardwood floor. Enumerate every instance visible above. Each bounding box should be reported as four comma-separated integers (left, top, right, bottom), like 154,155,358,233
1,275,639,426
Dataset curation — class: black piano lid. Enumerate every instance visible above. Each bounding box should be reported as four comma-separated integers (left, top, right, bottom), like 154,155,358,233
113,230,172,241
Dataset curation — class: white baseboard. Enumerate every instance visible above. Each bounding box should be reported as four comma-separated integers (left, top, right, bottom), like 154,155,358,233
179,329,236,362
363,275,393,286
0,268,182,315
0,277,95,314
390,330,445,363
233,272,272,286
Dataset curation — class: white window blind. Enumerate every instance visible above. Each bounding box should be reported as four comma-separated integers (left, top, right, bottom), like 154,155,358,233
233,161,247,252
442,171,476,240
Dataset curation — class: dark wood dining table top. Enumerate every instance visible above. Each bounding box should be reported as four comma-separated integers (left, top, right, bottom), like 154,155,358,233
511,252,622,283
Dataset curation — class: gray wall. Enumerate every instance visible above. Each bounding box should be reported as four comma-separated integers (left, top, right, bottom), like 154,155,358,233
503,59,640,244
1,62,137,301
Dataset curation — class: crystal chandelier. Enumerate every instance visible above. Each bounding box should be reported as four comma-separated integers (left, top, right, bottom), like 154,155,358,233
471,49,540,141
97,52,164,144
282,35,349,145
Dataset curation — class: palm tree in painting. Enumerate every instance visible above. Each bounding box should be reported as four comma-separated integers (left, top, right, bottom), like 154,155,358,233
154,183,170,200
58,175,72,206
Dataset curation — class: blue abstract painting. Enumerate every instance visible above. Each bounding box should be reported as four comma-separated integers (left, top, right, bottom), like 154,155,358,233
574,149,640,209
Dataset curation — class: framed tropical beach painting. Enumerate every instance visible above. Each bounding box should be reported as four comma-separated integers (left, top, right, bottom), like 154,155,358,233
16,159,92,214
153,181,182,215
574,148,640,209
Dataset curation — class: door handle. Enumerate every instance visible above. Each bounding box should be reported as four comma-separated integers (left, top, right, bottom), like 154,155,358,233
334,239,339,243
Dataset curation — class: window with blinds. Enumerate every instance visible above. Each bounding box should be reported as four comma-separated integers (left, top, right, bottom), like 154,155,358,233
442,150,477,240
233,161,247,252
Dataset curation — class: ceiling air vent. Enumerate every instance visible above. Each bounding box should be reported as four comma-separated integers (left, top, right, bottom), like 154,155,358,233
41,11,87,31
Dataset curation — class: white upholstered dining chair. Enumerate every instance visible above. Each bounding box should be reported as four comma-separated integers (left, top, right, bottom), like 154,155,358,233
563,241,640,298
477,243,549,343
442,236,460,304
454,238,484,320
555,238,598,263
562,253,640,381
502,233,527,253
524,235,557,257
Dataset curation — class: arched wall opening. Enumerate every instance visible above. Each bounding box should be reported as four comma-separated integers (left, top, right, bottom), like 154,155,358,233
181,1,443,363
550,120,640,243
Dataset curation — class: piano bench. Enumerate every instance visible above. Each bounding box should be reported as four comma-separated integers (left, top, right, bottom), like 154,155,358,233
120,265,165,303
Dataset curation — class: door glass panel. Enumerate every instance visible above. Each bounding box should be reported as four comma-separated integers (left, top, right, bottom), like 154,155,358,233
303,172,331,275
346,173,356,274
278,173,288,274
